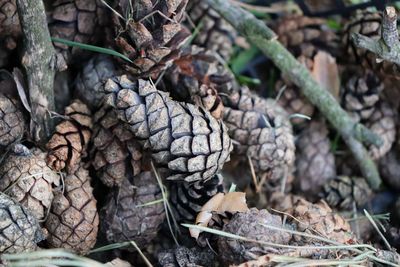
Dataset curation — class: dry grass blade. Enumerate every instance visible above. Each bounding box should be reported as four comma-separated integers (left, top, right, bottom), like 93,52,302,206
364,209,391,250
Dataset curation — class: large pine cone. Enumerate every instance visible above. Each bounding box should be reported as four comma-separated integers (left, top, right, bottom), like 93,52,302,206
74,55,118,110
100,171,165,247
0,0,20,67
103,75,232,182
46,100,92,174
0,93,25,150
158,246,215,267
112,0,190,78
91,106,143,187
45,164,98,254
0,193,44,253
186,0,237,60
322,176,372,210
0,146,61,220
295,119,336,197
169,174,223,222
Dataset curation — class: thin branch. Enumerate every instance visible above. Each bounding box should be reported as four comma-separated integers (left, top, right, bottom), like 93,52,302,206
206,0,382,189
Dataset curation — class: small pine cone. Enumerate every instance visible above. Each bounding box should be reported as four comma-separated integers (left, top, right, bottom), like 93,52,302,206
47,100,92,174
295,120,336,197
0,193,44,253
0,93,25,149
186,0,237,60
112,0,190,78
365,101,396,160
222,86,295,182
0,146,61,220
341,71,383,122
74,55,118,110
48,0,111,64
45,164,98,254
217,208,292,265
91,106,143,187
101,172,165,247
170,174,224,222
103,75,232,182
158,246,215,267
322,176,372,210
0,0,20,67
379,149,400,191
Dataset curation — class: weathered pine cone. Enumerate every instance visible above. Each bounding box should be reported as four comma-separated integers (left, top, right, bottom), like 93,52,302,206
91,106,143,187
295,119,336,197
322,176,372,210
0,93,25,150
45,164,98,254
186,0,237,60
100,171,165,247
0,193,44,253
46,100,92,174
158,246,215,267
103,75,232,182
112,0,190,78
0,146,61,220
74,55,118,110
169,174,224,222
0,0,20,67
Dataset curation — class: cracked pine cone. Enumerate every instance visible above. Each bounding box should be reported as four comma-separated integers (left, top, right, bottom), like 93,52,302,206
158,246,215,267
186,0,237,60
74,55,118,110
0,146,61,221
341,71,383,122
103,75,232,182
101,171,165,247
0,0,20,67
0,193,44,253
112,0,190,78
322,176,372,210
91,106,143,187
295,119,336,197
170,174,224,222
45,164,98,254
47,100,92,174
0,93,25,150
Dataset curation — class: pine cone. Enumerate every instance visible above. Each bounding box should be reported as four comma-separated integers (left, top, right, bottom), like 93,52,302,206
0,193,44,253
45,164,98,254
158,246,215,267
48,0,111,64
74,55,118,110
322,176,372,210
217,208,292,265
91,106,143,187
46,100,92,174
100,171,165,247
379,149,400,191
0,146,61,220
0,0,20,67
186,0,237,60
0,93,25,149
169,174,224,222
295,119,336,197
223,86,295,182
103,75,232,182
341,71,383,122
112,0,190,78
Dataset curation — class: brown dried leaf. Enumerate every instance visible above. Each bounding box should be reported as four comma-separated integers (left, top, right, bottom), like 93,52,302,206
311,51,340,99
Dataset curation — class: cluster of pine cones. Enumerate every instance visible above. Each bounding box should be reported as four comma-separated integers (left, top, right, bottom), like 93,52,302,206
0,0,400,266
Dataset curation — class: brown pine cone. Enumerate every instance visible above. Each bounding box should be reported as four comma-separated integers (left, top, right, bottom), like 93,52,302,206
169,174,224,222
222,86,295,183
48,0,111,64
322,176,372,210
74,55,118,110
45,164,98,254
91,106,143,187
341,71,383,122
0,193,44,253
0,146,61,220
47,99,92,174
103,75,232,182
112,0,190,78
100,171,165,247
295,119,336,197
158,246,215,267
0,93,25,150
0,0,20,67
379,149,400,191
186,0,237,61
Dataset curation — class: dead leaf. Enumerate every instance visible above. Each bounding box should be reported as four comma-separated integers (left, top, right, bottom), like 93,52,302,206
311,51,340,99
12,68,31,113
